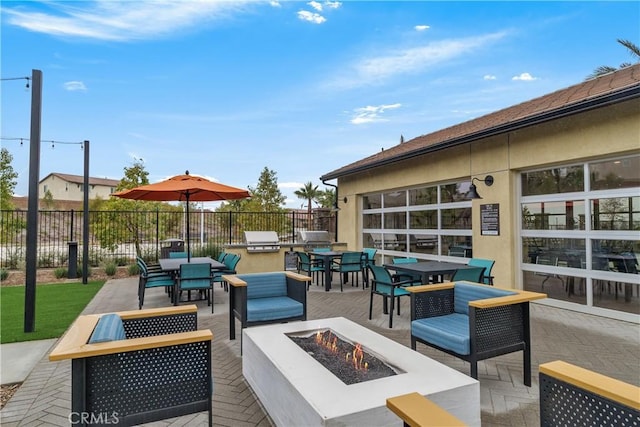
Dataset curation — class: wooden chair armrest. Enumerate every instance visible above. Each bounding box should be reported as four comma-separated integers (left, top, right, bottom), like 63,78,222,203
540,360,640,410
469,291,546,308
222,274,247,287
116,304,198,320
386,392,467,427
284,271,313,282
50,329,213,361
405,283,455,293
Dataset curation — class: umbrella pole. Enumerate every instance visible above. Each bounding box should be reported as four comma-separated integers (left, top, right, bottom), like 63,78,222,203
186,192,191,262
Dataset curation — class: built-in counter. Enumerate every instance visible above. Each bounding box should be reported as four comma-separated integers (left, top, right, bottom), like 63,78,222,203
223,243,347,274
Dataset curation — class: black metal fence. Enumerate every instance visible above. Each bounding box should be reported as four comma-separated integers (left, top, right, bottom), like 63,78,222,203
0,208,336,269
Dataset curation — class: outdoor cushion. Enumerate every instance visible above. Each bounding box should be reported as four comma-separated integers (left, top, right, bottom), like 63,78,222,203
89,313,126,343
246,296,303,322
242,273,287,299
412,313,470,355
453,282,515,315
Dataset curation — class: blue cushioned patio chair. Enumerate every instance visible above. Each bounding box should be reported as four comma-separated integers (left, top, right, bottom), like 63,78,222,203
176,263,214,312
331,251,365,291
296,251,324,289
468,258,495,285
368,264,414,328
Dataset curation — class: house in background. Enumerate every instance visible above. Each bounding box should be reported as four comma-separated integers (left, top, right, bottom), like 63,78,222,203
39,173,120,202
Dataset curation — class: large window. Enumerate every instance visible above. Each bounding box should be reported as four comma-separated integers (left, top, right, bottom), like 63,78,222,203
521,155,639,315
362,180,472,259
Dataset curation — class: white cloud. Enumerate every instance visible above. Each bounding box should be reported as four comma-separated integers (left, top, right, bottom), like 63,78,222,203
512,72,538,81
269,1,281,7
297,10,326,24
483,74,497,80
350,103,401,125
330,32,507,89
308,1,323,11
3,1,255,41
414,25,430,31
63,81,87,91
324,1,342,9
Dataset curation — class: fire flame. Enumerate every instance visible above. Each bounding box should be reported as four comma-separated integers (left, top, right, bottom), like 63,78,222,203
316,330,368,372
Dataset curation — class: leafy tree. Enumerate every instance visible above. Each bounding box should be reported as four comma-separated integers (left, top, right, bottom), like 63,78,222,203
0,148,18,210
216,167,288,238
0,148,25,242
42,189,55,209
294,181,319,218
90,160,181,256
249,167,286,211
588,39,640,79
316,188,336,209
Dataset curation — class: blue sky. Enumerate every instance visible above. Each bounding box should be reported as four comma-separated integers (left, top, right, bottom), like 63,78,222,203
2,1,639,208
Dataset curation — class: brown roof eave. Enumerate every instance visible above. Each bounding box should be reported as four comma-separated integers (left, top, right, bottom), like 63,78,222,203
320,84,640,182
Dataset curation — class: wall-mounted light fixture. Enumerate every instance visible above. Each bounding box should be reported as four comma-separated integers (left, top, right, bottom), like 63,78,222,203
343,196,348,204
466,175,494,199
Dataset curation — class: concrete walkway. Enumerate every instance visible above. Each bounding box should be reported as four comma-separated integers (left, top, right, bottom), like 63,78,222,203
1,276,639,426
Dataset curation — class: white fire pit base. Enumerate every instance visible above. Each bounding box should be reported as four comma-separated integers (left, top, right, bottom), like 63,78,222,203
243,317,480,427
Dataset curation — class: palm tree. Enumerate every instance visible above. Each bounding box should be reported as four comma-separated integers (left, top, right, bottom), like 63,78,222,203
587,39,640,80
294,182,319,221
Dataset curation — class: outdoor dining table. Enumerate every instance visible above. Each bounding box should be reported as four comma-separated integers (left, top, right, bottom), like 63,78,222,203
307,250,349,292
384,260,475,284
158,256,225,273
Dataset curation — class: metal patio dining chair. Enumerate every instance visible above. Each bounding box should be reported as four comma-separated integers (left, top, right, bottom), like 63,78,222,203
331,251,365,291
297,251,324,289
368,264,413,328
176,262,214,311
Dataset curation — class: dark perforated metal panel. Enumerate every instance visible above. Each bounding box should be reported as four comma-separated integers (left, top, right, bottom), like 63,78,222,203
540,373,640,427
412,289,455,319
123,313,197,338
474,304,525,352
85,341,210,422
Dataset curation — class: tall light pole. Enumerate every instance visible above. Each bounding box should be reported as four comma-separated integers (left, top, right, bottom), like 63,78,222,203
24,69,42,333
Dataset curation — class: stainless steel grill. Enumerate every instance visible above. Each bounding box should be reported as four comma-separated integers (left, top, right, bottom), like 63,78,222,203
244,231,280,253
297,230,332,250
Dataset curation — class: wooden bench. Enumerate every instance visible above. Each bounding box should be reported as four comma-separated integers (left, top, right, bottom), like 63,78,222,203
539,360,640,426
49,305,213,427
386,392,467,426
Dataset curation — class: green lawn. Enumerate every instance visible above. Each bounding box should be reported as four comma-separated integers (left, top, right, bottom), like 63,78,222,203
0,281,104,344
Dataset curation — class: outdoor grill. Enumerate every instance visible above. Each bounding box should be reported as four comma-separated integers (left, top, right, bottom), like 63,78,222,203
244,231,281,253
297,230,332,251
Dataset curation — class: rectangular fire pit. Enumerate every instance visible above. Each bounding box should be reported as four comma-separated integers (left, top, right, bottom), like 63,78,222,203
243,317,480,426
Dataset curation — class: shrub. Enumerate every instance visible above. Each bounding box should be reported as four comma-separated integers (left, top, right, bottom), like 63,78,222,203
38,253,55,268
0,268,8,281
54,267,68,279
115,256,129,266
128,264,140,276
76,265,92,278
104,261,117,276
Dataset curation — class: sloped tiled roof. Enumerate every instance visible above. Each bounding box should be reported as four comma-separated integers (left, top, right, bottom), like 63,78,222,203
42,172,120,187
320,64,640,181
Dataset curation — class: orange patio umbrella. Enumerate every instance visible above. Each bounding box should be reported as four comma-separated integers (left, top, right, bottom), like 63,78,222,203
112,170,250,260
